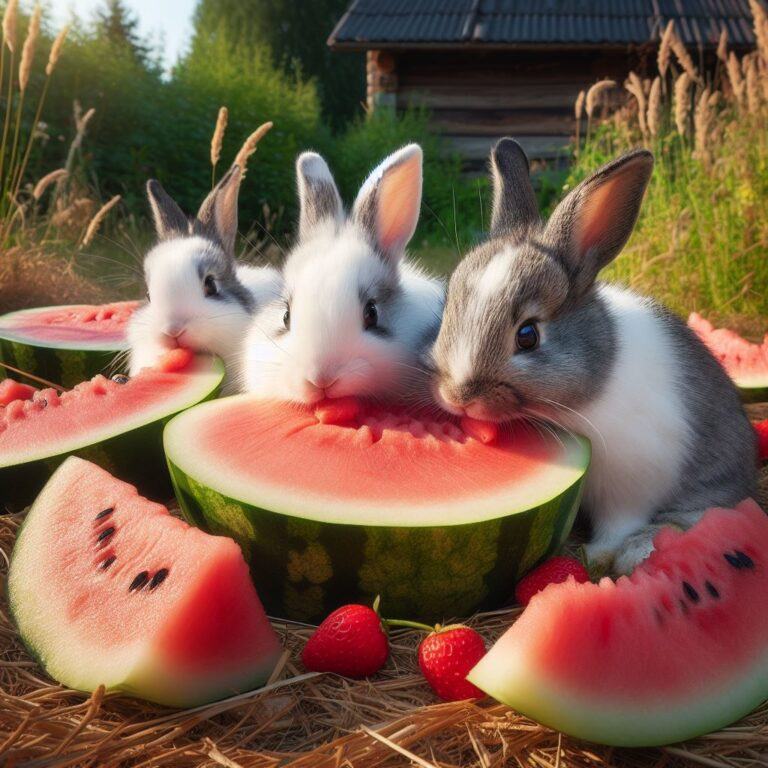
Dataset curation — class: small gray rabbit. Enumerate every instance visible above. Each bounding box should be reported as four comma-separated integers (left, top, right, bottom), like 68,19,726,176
429,138,758,574
128,164,281,392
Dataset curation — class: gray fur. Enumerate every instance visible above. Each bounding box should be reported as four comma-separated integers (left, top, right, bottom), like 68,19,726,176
489,138,540,243
296,153,343,240
196,242,254,313
195,164,242,255
431,137,758,574
146,180,189,240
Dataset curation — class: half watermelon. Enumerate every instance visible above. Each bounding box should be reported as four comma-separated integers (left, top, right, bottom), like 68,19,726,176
688,313,768,402
468,499,768,746
0,301,138,388
0,350,223,509
8,457,282,707
164,396,590,623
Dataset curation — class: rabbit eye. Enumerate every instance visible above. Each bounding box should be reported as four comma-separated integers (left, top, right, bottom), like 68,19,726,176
363,299,378,330
203,274,218,298
283,306,290,330
516,320,539,351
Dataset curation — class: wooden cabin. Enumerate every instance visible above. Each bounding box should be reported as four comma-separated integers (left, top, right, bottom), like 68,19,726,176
328,0,756,166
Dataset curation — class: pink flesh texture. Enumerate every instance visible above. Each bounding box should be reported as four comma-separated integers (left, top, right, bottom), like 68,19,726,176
32,458,281,676
196,398,561,505
493,500,768,703
2,301,139,344
688,312,768,380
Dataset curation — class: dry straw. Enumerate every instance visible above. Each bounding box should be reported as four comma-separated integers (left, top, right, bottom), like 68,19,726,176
574,89,585,120
745,54,762,113
717,27,729,63
82,194,120,246
2,0,18,54
694,87,714,158
32,168,67,201
673,71,692,136
585,79,614,118
668,23,700,83
210,106,228,169
727,51,746,108
647,76,662,138
234,121,273,175
46,24,69,76
18,4,41,93
625,71,648,136
750,0,768,61
657,20,674,78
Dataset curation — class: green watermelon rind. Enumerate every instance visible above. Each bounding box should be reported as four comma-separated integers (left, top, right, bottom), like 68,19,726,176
0,359,224,510
166,455,588,624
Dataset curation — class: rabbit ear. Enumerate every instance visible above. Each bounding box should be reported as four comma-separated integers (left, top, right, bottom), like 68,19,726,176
146,180,188,240
489,138,540,243
352,143,422,264
196,164,242,255
544,149,653,295
296,152,343,240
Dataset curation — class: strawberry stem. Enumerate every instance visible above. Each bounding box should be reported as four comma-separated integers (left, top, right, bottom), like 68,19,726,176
383,618,436,633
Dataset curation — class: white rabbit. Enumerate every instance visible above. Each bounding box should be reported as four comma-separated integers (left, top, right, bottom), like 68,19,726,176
128,165,281,393
240,144,444,404
429,138,758,575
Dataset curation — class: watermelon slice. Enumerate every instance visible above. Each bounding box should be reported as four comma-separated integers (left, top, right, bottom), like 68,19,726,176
8,457,282,707
0,351,223,509
0,378,36,405
164,396,590,623
688,313,768,402
0,302,138,388
468,499,768,746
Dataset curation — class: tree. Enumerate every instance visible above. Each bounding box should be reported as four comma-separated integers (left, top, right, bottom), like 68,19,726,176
94,0,155,68
191,0,364,130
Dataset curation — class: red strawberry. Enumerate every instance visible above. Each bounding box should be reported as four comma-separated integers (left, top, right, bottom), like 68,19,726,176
417,625,486,701
301,603,389,678
515,555,590,606
755,419,768,463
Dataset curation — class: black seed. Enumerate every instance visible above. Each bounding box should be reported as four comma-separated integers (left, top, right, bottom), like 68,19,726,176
112,374,130,384
705,581,720,599
149,568,169,590
736,551,754,569
95,507,114,520
129,571,149,592
97,526,115,543
682,581,700,603
100,555,116,570
724,552,743,568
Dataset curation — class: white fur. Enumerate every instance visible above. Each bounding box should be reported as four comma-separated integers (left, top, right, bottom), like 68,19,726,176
128,236,280,394
242,223,443,403
559,285,692,559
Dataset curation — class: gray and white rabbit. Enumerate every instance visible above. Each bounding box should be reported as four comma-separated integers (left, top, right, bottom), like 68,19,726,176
429,137,758,574
241,144,444,403
128,164,281,392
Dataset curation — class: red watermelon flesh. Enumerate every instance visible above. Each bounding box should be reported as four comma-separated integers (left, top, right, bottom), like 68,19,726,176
0,378,37,406
688,312,768,392
8,457,282,707
468,499,768,746
0,301,139,345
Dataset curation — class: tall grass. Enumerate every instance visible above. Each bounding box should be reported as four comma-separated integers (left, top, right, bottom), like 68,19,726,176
569,7,768,321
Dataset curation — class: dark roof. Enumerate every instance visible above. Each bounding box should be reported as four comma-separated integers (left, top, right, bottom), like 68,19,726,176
329,0,757,49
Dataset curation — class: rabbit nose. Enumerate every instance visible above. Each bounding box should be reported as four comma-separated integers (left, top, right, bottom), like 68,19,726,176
306,372,339,390
163,323,186,339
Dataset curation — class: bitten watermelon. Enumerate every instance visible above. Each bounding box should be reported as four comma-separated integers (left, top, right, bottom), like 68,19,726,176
688,313,768,402
8,457,282,707
468,500,768,746
0,302,138,388
0,350,222,508
164,396,590,623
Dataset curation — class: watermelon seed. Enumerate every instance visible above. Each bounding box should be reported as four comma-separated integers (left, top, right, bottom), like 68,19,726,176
149,568,169,590
96,526,115,544
705,581,720,599
95,507,114,520
682,582,700,603
736,551,754,569
112,374,130,384
100,555,116,570
129,571,149,592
